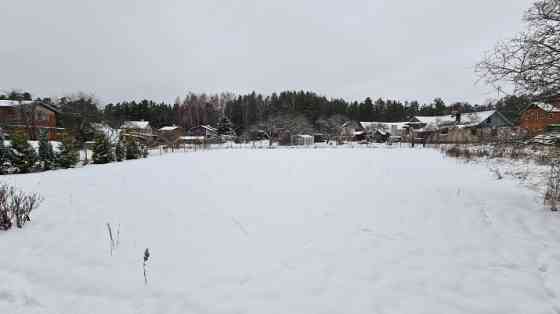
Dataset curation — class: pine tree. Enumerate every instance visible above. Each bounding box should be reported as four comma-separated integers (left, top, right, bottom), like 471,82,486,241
115,139,125,162
38,130,55,170
92,134,114,164
10,131,37,173
0,134,12,174
217,117,235,136
125,138,141,160
56,133,79,168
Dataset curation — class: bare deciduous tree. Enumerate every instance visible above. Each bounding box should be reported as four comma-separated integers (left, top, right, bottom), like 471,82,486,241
477,0,560,98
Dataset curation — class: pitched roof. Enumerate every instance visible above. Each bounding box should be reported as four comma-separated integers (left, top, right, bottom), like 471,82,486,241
532,102,560,112
200,125,217,132
159,125,180,131
412,111,509,130
458,111,497,127
360,121,409,130
0,100,56,113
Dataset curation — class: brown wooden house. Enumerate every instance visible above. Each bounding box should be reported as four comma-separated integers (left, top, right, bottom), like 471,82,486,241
158,125,185,147
519,102,560,135
0,100,61,140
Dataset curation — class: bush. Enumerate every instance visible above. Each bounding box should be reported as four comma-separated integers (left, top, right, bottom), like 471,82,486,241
38,130,56,170
115,140,125,162
56,133,80,168
0,184,42,231
0,135,12,174
125,139,141,160
92,134,113,164
10,131,38,173
545,161,560,211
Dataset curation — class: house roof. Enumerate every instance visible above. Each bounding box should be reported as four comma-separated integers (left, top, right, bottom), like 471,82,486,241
531,102,560,112
412,110,510,130
194,125,217,132
295,134,314,138
0,100,59,113
0,100,33,107
412,115,456,128
159,125,180,131
360,121,409,131
458,111,497,128
179,136,205,140
122,120,151,129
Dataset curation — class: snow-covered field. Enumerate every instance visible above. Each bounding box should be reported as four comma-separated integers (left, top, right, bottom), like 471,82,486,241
2,148,560,314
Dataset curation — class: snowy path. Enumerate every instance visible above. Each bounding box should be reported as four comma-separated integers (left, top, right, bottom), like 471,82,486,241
1,148,560,314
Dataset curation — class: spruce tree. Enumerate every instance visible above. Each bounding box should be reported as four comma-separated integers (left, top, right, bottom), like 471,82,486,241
125,138,141,160
38,130,56,170
56,133,79,168
0,134,12,174
115,139,125,162
92,134,114,164
10,131,37,173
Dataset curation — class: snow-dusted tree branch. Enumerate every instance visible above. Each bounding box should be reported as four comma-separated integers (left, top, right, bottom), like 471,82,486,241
476,0,560,98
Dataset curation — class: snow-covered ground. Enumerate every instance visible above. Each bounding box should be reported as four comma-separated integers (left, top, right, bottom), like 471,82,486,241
2,148,560,314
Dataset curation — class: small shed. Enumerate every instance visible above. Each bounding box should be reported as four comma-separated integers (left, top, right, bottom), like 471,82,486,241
187,125,218,139
292,134,314,146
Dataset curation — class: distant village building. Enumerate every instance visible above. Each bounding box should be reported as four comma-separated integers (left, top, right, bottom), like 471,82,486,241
0,100,61,140
519,102,560,135
340,121,364,141
186,125,218,139
158,125,185,147
360,122,408,142
120,120,154,145
406,110,515,144
292,134,314,146
121,120,153,137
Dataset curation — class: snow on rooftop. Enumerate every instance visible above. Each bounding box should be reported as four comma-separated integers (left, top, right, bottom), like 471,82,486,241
0,100,34,107
159,125,179,131
180,136,205,140
201,125,217,132
360,121,408,130
413,111,498,130
122,120,151,129
534,102,560,112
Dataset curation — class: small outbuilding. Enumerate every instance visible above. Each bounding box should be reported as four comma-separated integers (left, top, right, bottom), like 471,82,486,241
292,134,314,146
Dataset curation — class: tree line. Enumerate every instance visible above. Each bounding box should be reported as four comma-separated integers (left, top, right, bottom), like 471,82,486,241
2,89,530,143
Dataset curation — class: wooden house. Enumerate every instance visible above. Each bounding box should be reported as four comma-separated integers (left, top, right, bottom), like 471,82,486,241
121,120,153,136
0,100,61,140
407,111,515,143
519,102,560,135
158,125,185,147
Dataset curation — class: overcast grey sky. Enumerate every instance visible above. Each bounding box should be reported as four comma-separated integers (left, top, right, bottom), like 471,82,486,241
0,0,533,105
